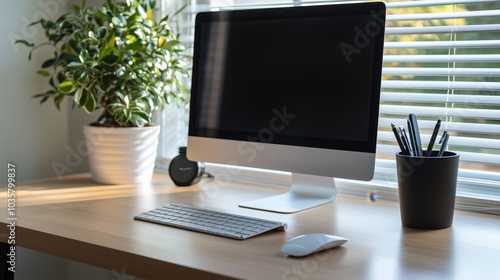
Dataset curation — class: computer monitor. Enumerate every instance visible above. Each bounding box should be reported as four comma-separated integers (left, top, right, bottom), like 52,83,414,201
187,2,386,213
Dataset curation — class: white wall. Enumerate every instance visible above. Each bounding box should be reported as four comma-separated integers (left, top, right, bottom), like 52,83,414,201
1,1,115,279
1,1,72,183
0,0,108,184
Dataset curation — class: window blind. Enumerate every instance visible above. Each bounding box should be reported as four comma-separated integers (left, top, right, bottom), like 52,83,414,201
378,0,500,190
157,0,500,209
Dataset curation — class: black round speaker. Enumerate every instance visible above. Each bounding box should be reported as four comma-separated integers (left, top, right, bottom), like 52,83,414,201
169,147,205,186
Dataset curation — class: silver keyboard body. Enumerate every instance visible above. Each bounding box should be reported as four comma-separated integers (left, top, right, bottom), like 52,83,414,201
134,203,287,240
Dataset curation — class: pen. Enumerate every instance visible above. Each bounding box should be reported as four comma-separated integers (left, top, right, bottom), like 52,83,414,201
407,119,418,157
426,119,441,156
409,114,423,157
391,123,407,155
437,131,449,157
399,126,412,156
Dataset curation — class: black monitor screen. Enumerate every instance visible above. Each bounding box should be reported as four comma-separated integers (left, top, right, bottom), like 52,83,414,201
189,3,386,153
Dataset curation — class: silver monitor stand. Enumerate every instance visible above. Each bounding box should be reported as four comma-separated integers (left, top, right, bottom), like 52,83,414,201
239,173,337,213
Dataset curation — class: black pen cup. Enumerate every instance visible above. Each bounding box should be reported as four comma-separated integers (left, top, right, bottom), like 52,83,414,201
396,151,459,229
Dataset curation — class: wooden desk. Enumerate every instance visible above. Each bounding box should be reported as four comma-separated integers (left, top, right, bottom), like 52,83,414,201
1,173,500,279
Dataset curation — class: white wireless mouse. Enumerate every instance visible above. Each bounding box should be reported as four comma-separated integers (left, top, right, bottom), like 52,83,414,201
282,233,348,257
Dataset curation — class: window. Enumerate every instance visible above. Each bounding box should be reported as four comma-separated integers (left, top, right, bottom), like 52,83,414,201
156,0,500,214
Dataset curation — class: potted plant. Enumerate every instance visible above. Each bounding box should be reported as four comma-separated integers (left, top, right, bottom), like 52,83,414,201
17,0,190,184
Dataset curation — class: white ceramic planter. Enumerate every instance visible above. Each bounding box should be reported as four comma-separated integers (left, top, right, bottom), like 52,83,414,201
83,125,160,184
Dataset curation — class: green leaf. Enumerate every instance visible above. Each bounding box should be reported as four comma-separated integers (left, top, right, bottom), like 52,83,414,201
46,20,56,29
88,31,97,40
57,72,66,83
177,81,188,93
101,54,119,65
137,4,148,19
59,80,74,94
131,90,149,100
143,19,153,28
130,113,149,126
115,109,126,124
28,19,43,28
41,58,56,68
126,14,142,28
63,54,80,64
54,92,64,110
79,87,89,105
172,3,187,19
134,28,145,40
124,108,132,123
108,103,125,113
71,4,80,13
111,16,126,27
123,94,130,106
74,69,87,83
69,39,82,54
49,77,56,89
162,40,180,49
115,91,125,102
125,34,136,44
84,92,96,113
107,35,116,48
67,61,84,70
159,14,169,24
96,11,105,26
146,97,155,111
74,88,83,105
135,111,150,122
116,66,126,77
37,70,50,77
40,95,49,104
98,26,107,39
98,44,113,61
15,40,35,47
32,93,45,98
79,49,88,63
128,40,143,53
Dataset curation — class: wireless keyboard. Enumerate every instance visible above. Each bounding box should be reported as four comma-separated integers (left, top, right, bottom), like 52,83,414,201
134,203,287,240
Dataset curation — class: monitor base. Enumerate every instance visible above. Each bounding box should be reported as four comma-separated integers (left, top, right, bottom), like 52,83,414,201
239,173,337,213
